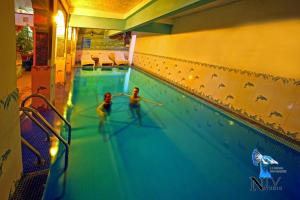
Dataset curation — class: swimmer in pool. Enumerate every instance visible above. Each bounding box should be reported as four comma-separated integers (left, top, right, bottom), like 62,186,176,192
96,92,113,125
96,92,124,121
96,92,123,140
122,87,162,124
129,87,162,105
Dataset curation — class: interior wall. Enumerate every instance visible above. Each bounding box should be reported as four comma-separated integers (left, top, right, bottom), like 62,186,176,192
133,0,300,145
0,0,23,199
135,0,300,79
76,30,128,64
77,31,127,51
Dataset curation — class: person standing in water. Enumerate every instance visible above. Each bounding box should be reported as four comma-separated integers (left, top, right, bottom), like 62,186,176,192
96,92,123,141
96,92,123,122
96,92,113,126
123,87,162,124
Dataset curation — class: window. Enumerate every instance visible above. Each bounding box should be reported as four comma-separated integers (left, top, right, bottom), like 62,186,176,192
82,38,91,49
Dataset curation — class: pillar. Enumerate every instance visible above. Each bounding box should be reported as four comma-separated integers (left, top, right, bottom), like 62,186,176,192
0,0,23,199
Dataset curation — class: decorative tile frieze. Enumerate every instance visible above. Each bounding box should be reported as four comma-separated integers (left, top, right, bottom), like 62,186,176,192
133,52,300,145
0,88,19,110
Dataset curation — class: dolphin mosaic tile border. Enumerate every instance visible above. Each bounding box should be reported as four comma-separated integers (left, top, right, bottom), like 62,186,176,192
133,52,300,147
134,52,298,84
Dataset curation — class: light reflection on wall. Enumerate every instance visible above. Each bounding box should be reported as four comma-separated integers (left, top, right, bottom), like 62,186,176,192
49,138,59,159
72,28,77,41
68,27,72,40
55,10,65,37
123,68,131,93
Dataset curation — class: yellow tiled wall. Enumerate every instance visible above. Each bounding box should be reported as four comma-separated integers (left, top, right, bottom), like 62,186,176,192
135,0,300,78
133,52,300,142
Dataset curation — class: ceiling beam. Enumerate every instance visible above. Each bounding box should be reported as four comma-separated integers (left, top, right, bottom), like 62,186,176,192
133,22,173,34
107,30,123,37
107,22,172,37
125,0,215,30
69,15,125,30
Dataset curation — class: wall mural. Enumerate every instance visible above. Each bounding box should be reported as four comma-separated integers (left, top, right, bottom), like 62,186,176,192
244,82,255,88
133,52,300,147
226,95,234,100
0,88,19,110
77,28,128,51
0,149,11,178
0,88,19,183
0,89,22,198
255,95,268,102
8,178,20,200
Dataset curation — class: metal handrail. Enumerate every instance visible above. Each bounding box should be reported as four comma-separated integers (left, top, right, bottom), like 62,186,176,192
21,137,45,166
20,111,51,142
21,93,71,145
20,107,69,171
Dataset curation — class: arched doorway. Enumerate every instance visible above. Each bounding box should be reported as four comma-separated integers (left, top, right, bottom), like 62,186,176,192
15,0,34,105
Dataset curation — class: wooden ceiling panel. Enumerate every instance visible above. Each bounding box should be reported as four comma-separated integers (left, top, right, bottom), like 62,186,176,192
68,0,144,14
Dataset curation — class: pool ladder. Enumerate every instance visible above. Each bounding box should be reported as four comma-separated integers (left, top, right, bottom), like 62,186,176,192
20,94,71,172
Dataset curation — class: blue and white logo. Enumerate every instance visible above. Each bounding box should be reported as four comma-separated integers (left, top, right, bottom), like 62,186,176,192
252,149,278,179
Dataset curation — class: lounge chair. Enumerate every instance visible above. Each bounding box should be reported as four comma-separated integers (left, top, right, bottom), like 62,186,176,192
110,52,129,66
98,53,114,67
81,52,95,67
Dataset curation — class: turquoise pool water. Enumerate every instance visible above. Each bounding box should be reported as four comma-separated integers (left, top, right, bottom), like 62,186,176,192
44,68,300,200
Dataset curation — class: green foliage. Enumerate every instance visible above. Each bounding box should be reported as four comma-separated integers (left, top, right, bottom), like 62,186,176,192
16,26,33,55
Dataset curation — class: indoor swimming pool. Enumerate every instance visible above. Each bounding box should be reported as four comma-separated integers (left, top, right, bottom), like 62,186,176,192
44,68,300,200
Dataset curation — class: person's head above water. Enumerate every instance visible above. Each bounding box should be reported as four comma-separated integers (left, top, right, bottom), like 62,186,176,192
133,87,139,97
103,92,112,104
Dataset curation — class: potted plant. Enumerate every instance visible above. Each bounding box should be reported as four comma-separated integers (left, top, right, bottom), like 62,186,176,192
16,25,33,71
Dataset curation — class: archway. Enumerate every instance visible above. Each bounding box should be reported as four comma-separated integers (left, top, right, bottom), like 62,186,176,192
15,0,34,105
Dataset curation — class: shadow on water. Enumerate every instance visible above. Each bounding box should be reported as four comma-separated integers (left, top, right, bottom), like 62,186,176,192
76,114,98,120
107,109,163,141
44,148,68,200
71,104,98,114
